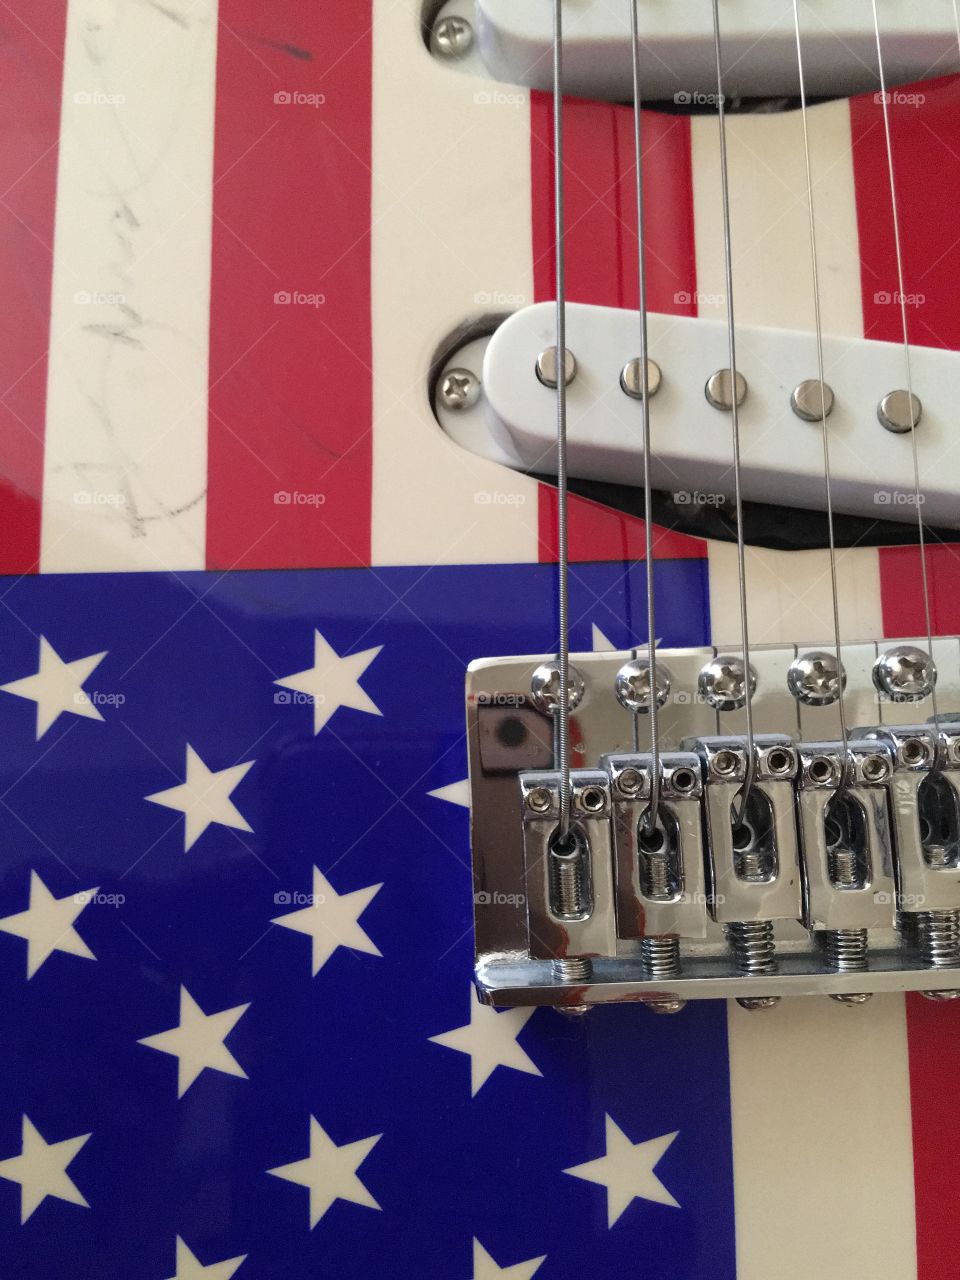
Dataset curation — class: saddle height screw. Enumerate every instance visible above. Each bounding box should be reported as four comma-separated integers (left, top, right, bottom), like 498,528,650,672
431,14,474,58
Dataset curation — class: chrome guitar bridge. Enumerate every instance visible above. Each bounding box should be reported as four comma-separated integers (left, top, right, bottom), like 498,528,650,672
467,641,960,1011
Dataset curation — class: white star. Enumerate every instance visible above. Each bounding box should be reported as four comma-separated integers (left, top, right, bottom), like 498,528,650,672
164,1236,247,1280
272,866,381,975
591,623,618,652
0,636,107,739
0,870,97,979
274,630,382,734
267,1116,381,1228
564,1115,680,1226
138,987,250,1098
146,745,254,852
429,988,542,1097
471,1239,546,1279
427,778,470,808
0,1116,90,1223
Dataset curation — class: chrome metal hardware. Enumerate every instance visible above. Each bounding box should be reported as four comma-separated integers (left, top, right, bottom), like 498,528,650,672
859,724,960,996
685,735,800,1010
796,741,897,1003
467,641,960,1010
519,770,615,983
603,753,708,950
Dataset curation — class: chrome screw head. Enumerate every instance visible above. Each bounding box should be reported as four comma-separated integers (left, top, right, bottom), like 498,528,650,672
617,767,644,797
698,654,756,711
860,753,890,784
530,661,585,714
873,644,937,701
432,14,473,57
788,650,846,706
878,389,922,433
614,657,671,713
527,786,552,813
620,357,663,400
536,346,577,388
705,368,748,410
791,379,835,422
647,998,686,1015
439,366,480,411
737,996,780,1011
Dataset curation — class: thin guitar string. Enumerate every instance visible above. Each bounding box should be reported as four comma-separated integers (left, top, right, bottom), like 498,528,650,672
552,0,573,839
629,0,662,833
711,0,755,824
870,0,940,729
791,0,850,771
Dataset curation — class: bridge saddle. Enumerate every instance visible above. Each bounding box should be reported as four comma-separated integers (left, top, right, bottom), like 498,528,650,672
467,641,960,1010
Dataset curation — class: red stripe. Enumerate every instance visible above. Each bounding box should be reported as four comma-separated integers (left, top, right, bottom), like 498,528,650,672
853,75,960,1277
530,94,703,562
207,4,372,570
0,4,67,573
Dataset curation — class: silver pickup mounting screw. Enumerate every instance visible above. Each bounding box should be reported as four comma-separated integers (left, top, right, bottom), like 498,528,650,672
431,14,474,58
439,367,480,411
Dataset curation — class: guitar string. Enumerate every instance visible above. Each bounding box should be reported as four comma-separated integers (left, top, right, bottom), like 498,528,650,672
870,1,940,729
629,0,662,833
791,0,849,771
711,0,756,825
552,0,573,841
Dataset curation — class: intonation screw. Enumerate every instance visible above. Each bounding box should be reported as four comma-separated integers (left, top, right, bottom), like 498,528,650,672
439,367,480,411
638,826,683,1010
550,832,593,985
726,920,780,1011
431,14,474,58
823,847,872,1005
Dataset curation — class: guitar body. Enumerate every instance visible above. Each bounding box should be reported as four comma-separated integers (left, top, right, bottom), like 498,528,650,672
0,2,957,1277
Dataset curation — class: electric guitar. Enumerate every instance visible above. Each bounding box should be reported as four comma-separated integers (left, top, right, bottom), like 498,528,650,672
0,2,957,1277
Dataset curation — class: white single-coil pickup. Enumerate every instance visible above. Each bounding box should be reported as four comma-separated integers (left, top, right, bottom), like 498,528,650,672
475,0,960,102
476,303,960,529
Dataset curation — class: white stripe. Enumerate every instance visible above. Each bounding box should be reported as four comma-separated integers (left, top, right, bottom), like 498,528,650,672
41,0,217,572
369,0,539,567
693,99,917,1280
